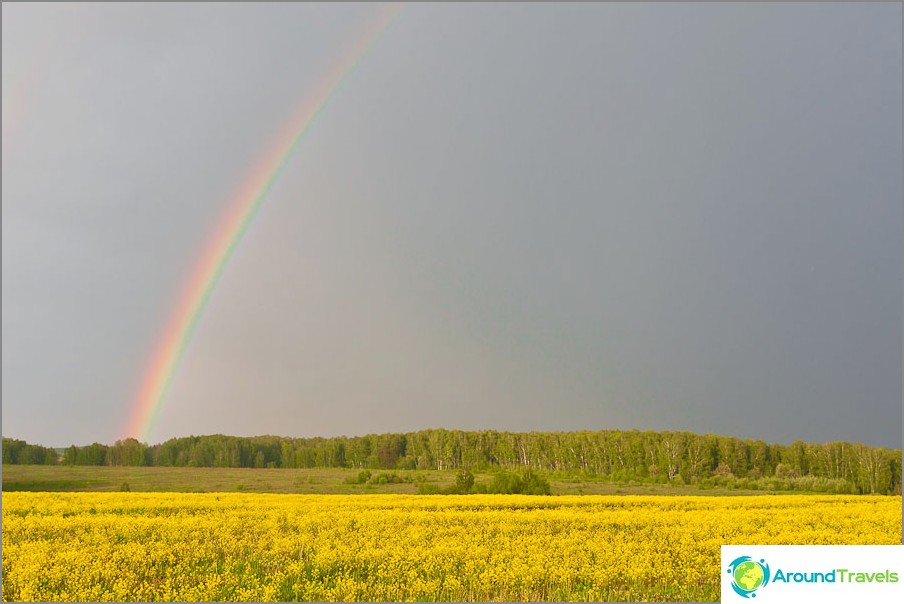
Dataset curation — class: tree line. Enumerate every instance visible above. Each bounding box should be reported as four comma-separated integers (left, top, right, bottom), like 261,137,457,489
1,438,59,465
3,429,901,494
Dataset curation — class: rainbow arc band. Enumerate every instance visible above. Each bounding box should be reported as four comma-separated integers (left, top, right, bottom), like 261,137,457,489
125,3,403,443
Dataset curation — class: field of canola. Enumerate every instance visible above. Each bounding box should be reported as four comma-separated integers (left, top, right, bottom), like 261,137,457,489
2,493,901,602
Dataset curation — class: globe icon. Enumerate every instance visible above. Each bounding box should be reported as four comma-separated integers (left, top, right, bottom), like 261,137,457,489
733,560,765,592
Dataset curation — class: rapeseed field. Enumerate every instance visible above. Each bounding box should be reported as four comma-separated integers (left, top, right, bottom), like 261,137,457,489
2,493,900,601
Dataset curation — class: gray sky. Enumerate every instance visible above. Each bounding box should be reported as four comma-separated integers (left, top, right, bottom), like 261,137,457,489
2,2,901,449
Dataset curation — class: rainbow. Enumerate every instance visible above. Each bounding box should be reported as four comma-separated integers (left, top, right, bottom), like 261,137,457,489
126,3,403,443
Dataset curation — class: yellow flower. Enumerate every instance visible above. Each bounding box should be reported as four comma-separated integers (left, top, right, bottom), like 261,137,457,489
2,492,899,601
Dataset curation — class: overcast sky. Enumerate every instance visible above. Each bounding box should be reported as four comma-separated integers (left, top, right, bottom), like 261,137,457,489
2,2,901,449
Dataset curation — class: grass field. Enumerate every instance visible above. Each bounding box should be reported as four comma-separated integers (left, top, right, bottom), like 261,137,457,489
3,492,900,602
2,464,790,496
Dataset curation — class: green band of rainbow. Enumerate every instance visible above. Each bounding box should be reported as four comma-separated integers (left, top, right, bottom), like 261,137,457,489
126,3,403,443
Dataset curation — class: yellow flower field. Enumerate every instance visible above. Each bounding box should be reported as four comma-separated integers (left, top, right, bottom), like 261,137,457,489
2,493,901,602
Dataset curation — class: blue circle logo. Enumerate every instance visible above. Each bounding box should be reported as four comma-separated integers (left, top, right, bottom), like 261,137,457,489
727,556,771,598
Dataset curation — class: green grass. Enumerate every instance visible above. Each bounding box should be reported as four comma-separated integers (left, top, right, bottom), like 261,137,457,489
2,465,424,494
2,465,779,496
